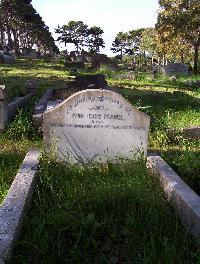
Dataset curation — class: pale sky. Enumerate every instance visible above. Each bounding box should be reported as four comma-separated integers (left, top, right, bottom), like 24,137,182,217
32,0,159,55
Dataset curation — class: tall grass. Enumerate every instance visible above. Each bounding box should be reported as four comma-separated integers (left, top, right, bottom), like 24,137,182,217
10,156,200,263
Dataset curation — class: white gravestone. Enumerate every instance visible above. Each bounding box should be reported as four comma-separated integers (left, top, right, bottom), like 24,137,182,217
0,85,8,130
43,89,150,164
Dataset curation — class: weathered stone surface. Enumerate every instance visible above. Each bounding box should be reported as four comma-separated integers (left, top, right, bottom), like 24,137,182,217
75,74,107,89
0,85,8,130
26,79,37,94
43,89,150,164
160,63,188,76
54,87,80,100
8,93,34,120
46,100,63,111
0,150,40,262
28,49,38,59
0,55,16,64
183,126,200,140
147,154,200,238
33,89,54,130
0,85,6,100
117,71,135,80
64,61,85,69
3,55,16,64
166,126,200,141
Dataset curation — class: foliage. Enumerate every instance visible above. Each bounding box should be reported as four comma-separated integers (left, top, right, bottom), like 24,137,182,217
55,21,105,54
55,21,88,52
156,0,200,73
110,32,130,58
0,59,200,262
86,26,105,53
0,0,58,54
111,29,145,59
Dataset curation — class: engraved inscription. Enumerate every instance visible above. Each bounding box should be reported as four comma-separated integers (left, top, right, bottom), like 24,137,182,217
43,89,150,163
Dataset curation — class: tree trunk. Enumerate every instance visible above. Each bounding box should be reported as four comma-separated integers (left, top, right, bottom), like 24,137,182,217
12,29,19,54
193,43,199,75
7,26,12,51
180,50,184,63
0,31,4,47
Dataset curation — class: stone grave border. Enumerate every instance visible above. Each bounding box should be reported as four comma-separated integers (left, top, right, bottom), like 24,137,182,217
166,126,200,140
0,93,34,130
0,150,200,262
32,88,54,130
147,154,200,237
0,150,40,263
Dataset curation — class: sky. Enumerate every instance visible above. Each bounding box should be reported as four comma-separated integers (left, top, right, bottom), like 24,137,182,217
32,0,159,56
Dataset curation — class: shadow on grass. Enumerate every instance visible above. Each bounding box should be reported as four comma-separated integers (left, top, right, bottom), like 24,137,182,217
0,152,24,203
159,148,200,196
10,160,200,263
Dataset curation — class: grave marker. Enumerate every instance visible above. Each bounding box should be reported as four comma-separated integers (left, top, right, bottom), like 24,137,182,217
160,63,188,76
43,89,150,164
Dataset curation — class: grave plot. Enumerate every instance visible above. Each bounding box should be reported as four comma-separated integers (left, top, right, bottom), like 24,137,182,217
1,89,200,263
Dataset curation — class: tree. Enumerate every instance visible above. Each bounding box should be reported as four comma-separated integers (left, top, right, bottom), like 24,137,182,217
0,0,58,54
87,26,105,53
140,28,158,63
55,21,88,53
156,0,200,74
110,32,129,58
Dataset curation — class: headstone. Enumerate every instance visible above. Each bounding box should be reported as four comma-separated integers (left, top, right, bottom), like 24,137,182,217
29,49,38,59
0,85,8,130
160,63,188,76
21,48,28,56
0,55,16,64
170,75,177,83
75,74,107,89
64,61,85,69
26,80,37,94
43,89,150,164
0,55,4,63
4,54,16,64
117,72,135,80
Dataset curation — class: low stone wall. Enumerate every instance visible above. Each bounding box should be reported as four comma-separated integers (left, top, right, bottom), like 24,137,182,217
64,61,85,69
0,150,40,263
159,63,188,76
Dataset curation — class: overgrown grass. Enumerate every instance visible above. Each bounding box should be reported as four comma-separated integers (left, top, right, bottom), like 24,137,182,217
0,59,200,262
0,59,200,198
0,152,23,203
10,157,200,263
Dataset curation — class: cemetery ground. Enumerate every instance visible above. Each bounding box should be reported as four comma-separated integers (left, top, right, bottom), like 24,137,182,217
0,59,200,263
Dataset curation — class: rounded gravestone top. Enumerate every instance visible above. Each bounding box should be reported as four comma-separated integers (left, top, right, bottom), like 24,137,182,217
43,89,150,164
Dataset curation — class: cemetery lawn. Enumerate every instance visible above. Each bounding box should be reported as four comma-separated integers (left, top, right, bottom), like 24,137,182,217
11,157,200,263
0,59,199,262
